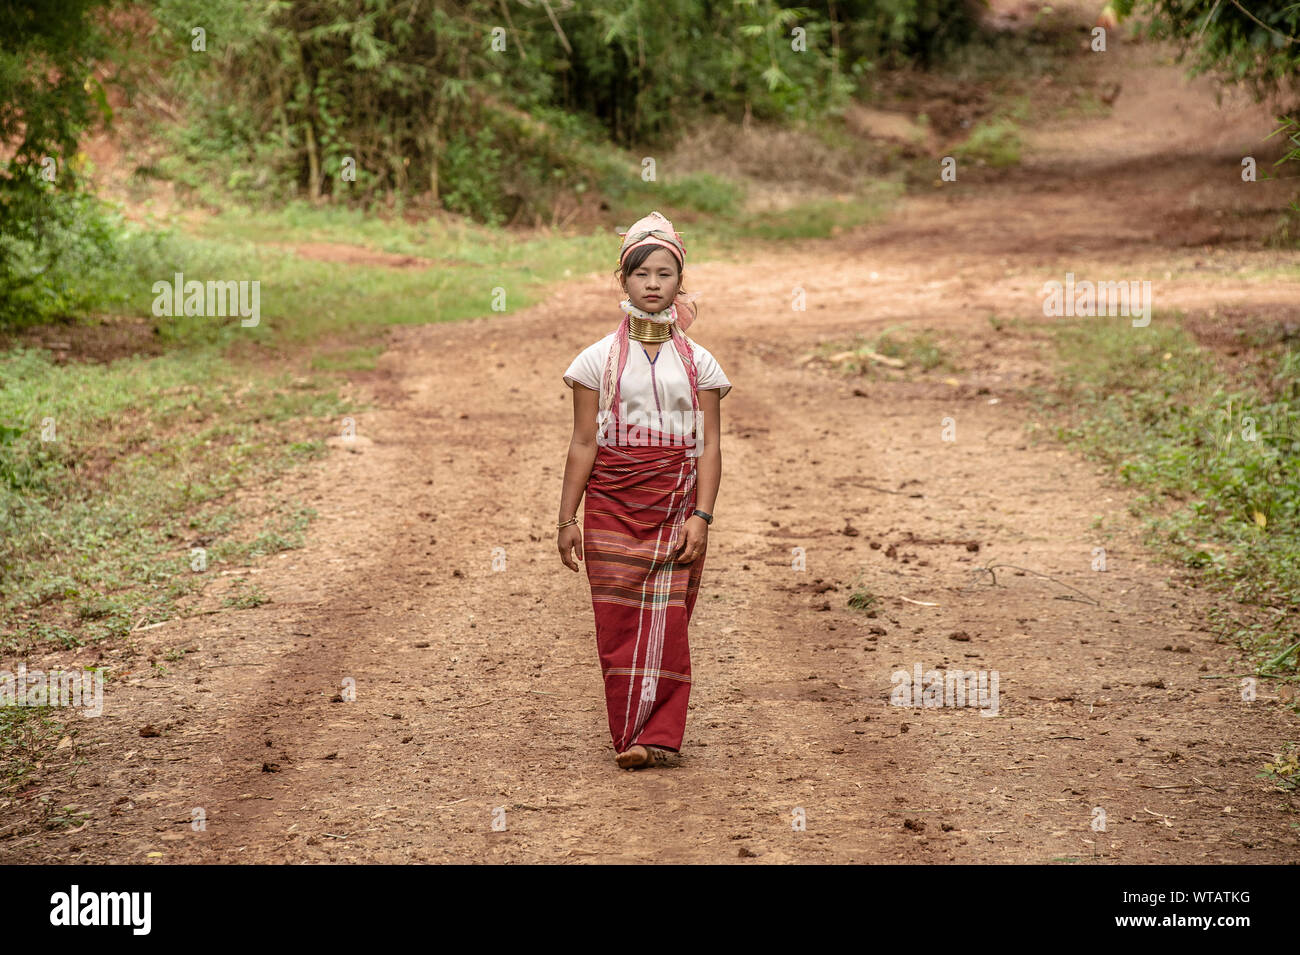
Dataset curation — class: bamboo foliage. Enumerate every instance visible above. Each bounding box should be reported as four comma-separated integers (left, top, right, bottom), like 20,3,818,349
143,0,982,216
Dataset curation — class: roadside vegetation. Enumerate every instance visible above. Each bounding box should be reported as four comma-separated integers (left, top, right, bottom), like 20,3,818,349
1045,314,1299,688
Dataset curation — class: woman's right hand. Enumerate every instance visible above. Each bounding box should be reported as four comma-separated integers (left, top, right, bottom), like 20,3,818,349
558,525,584,572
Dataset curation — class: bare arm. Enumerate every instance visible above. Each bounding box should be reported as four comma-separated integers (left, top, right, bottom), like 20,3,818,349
557,383,598,571
693,388,722,515
673,388,721,563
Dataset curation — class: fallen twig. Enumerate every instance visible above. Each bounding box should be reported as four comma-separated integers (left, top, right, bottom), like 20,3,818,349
847,482,909,495
828,348,905,368
1141,807,1174,827
961,562,1102,606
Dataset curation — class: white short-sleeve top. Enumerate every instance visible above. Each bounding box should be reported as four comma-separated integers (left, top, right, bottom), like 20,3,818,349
563,333,732,430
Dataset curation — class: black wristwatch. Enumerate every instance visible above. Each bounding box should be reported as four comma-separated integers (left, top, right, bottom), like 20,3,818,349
692,508,713,525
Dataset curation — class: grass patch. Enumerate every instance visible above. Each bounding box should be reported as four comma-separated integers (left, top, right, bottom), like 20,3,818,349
847,588,881,613
730,184,903,241
120,187,907,352
817,325,957,376
237,503,316,561
0,340,348,797
0,704,67,801
1041,313,1300,679
310,343,386,372
1207,262,1300,283
221,578,271,610
847,571,882,614
632,172,746,218
952,118,1023,169
1264,206,1300,251
0,345,353,657
1061,88,1110,119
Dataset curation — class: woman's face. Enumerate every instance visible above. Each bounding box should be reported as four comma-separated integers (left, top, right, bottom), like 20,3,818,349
623,247,681,313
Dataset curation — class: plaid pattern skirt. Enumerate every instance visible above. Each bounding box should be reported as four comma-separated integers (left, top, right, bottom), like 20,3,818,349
583,424,703,754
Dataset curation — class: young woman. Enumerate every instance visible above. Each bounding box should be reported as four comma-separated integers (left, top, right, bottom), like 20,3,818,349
557,210,732,770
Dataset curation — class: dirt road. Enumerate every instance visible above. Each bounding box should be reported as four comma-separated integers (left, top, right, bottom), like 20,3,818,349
5,9,1298,863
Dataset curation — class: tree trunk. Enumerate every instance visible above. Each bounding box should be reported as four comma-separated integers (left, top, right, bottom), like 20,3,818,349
304,119,322,201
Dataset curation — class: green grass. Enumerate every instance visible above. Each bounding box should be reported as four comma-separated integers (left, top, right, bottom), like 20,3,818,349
952,118,1023,169
0,703,66,801
135,209,615,347
639,172,746,218
1264,206,1300,250
848,588,881,613
221,578,271,610
0,322,351,806
818,325,957,376
732,184,904,241
1041,313,1300,679
0,345,352,655
847,570,882,614
1197,262,1300,282
118,183,908,350
310,343,386,372
243,503,315,559
1059,88,1110,119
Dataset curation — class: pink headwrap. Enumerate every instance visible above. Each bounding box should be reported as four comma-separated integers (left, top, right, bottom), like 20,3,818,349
617,210,697,333
598,211,700,434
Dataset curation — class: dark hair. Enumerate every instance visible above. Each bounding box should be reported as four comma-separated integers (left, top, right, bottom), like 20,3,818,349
613,244,699,325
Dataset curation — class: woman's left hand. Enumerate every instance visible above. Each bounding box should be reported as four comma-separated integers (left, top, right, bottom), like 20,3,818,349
674,515,709,563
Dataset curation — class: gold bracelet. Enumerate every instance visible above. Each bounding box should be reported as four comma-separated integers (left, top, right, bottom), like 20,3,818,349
556,516,578,529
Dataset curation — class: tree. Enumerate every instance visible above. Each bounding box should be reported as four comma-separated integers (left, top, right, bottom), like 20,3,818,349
0,0,116,326
1112,1,1300,180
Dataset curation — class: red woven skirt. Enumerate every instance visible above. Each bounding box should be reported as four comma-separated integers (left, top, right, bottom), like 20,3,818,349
583,422,703,754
